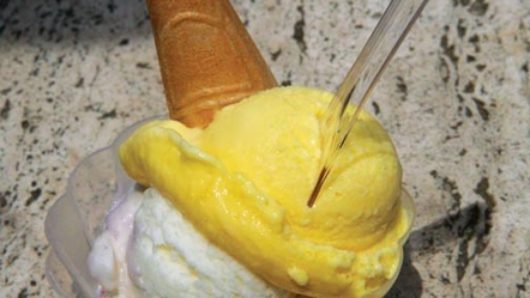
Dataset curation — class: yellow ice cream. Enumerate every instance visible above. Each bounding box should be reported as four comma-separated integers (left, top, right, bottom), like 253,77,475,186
119,86,413,297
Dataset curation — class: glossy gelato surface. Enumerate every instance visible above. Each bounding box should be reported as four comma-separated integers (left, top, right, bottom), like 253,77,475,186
119,87,413,297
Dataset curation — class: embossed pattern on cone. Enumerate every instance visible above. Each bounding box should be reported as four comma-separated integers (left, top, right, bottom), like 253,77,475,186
147,0,277,127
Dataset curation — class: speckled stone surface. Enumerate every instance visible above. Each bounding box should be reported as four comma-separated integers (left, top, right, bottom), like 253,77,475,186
0,0,528,297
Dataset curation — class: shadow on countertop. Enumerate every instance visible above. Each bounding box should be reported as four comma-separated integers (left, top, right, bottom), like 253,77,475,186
0,0,150,46
387,200,494,297
386,244,423,298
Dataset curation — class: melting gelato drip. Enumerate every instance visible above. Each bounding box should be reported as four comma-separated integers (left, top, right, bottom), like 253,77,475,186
89,86,413,297
88,190,144,297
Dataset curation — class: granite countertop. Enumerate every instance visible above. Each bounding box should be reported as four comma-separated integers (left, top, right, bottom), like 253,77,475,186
1,0,529,297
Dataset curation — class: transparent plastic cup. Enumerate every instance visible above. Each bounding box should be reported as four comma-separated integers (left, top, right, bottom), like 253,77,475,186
44,118,153,298
44,118,415,298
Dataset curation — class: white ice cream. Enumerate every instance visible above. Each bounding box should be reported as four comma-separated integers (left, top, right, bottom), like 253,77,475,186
88,188,291,298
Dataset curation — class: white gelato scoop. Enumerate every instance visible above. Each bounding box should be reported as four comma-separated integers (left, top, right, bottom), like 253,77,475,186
88,188,291,298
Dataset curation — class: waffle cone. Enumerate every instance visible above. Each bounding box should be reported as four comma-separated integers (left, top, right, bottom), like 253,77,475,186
147,0,277,127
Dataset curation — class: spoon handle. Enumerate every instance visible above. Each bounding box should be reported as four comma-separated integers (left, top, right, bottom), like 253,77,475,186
309,0,429,207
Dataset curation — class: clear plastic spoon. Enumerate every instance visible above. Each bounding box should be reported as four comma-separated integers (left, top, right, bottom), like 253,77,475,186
308,0,429,207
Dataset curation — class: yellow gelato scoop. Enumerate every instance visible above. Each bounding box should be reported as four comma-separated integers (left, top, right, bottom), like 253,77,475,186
119,86,413,297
